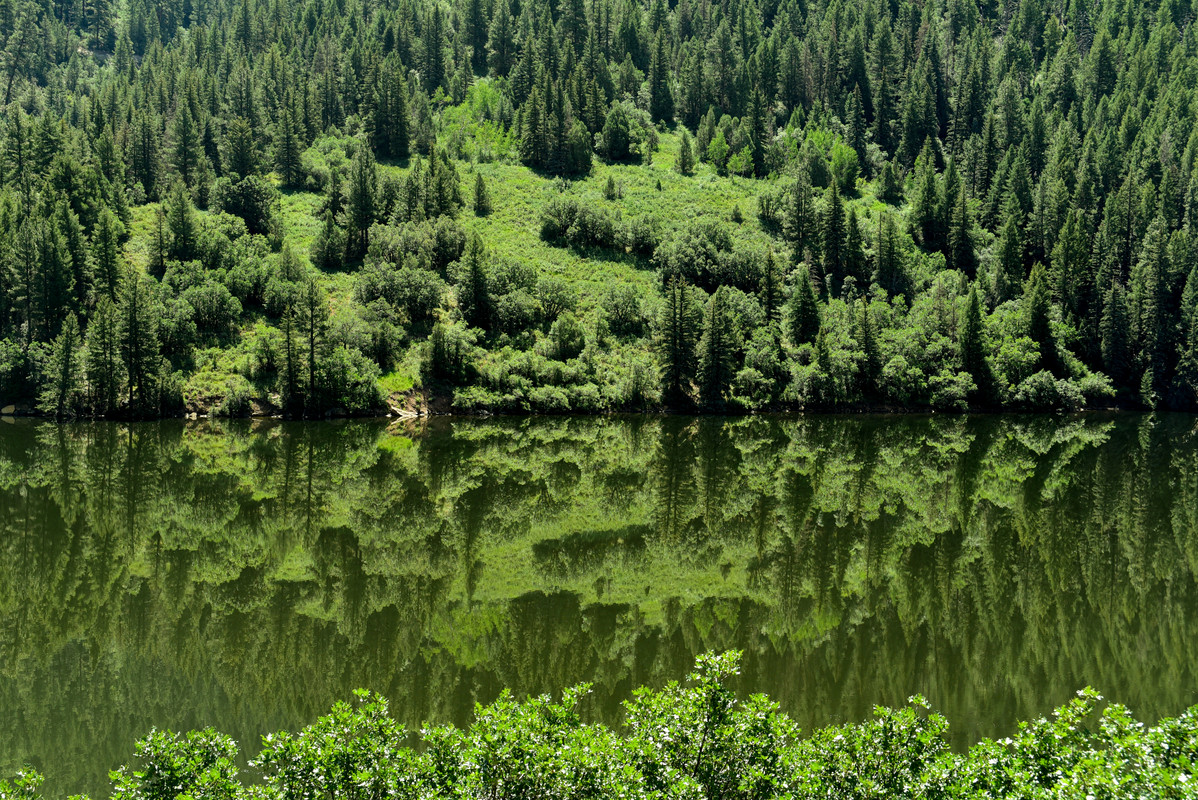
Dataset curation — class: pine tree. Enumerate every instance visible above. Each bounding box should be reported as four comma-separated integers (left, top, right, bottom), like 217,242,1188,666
698,286,735,408
648,30,674,123
857,300,880,395
748,85,769,178
960,287,990,398
85,296,123,416
171,104,202,187
473,173,492,215
274,93,303,187
844,208,867,288
658,276,702,402
38,312,83,417
345,144,377,262
295,277,327,410
874,213,906,299
911,146,942,251
166,182,197,262
458,234,492,330
311,209,345,272
992,194,1025,304
118,266,160,414
948,186,976,275
487,1,515,77
820,183,846,293
225,115,257,179
1024,263,1058,375
676,130,695,176
786,265,820,345
1101,282,1131,388
92,208,123,302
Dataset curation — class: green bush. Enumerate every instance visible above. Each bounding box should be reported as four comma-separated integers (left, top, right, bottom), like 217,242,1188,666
11,652,1198,800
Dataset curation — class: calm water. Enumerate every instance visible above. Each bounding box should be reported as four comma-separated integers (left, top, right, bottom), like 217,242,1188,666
2,414,1197,794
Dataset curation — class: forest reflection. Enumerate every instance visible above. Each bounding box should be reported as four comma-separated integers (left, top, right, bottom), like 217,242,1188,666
2,414,1197,796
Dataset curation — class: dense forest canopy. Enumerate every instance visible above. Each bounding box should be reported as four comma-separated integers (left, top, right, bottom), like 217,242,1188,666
0,0,1196,414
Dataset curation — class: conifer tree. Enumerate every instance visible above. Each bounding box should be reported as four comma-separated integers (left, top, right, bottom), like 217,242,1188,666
92,208,123,302
648,30,674,123
85,296,123,416
38,312,82,417
658,276,701,402
960,287,990,398
473,173,492,216
948,187,976,275
345,144,377,261
274,94,303,187
118,267,160,414
698,286,735,408
171,105,201,187
676,130,695,176
786,265,820,345
458,234,493,330
820,183,846,293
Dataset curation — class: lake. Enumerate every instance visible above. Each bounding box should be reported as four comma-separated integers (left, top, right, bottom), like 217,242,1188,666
2,414,1197,795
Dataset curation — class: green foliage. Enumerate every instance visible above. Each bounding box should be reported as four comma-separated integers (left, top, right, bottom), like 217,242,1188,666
10,653,1198,800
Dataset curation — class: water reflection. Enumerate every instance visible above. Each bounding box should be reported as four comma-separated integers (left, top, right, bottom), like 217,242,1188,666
2,414,1197,796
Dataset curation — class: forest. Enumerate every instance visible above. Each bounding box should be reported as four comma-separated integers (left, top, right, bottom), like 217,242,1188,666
0,0,1196,414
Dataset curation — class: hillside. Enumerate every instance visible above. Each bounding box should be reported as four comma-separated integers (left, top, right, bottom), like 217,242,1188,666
0,0,1196,415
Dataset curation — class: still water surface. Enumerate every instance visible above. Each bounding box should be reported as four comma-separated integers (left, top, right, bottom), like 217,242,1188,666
2,414,1197,795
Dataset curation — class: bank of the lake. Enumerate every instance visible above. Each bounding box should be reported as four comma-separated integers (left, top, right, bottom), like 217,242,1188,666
2,413,1197,795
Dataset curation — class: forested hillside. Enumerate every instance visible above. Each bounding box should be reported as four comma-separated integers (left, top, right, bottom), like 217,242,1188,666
0,0,1196,415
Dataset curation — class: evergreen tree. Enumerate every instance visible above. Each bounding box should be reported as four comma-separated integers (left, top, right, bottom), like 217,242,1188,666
844,208,867,288
294,277,327,410
345,144,377,261
648,30,674,123
92,208,123,302
658,276,702,402
820,183,846,293
948,187,976,275
225,116,257,179
274,94,303,187
748,85,769,178
1101,282,1131,388
165,182,197,262
85,296,123,415
473,173,492,216
960,287,991,399
171,104,202,187
1024,263,1058,375
698,286,735,408
458,234,493,330
311,209,345,272
38,312,82,417
676,130,695,176
118,266,160,414
786,265,820,345
874,213,907,298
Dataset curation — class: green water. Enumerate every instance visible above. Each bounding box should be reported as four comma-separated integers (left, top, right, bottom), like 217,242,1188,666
2,414,1197,795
